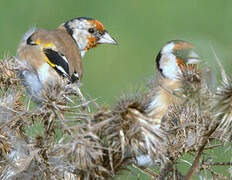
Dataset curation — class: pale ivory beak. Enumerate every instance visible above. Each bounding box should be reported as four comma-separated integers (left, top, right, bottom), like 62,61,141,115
98,32,118,45
187,51,201,64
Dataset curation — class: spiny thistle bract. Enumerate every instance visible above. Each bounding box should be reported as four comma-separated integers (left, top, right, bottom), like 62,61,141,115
0,57,20,91
213,72,232,140
162,103,210,160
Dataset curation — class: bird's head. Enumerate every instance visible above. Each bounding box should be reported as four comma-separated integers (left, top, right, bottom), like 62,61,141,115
63,17,117,57
156,40,200,80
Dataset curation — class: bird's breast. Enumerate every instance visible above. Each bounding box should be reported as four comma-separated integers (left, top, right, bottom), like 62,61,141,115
37,63,58,84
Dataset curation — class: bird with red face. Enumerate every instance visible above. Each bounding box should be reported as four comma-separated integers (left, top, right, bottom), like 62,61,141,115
16,17,117,97
146,40,201,124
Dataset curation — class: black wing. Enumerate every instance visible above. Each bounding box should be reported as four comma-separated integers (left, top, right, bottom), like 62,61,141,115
43,48,71,79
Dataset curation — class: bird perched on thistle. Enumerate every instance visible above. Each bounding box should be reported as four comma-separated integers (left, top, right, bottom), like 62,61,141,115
16,17,117,101
146,40,201,124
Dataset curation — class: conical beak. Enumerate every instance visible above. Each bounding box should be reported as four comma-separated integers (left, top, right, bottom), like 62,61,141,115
98,32,118,45
187,51,201,64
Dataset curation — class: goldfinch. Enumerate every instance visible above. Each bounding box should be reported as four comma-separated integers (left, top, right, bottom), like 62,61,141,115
146,40,201,124
16,17,117,91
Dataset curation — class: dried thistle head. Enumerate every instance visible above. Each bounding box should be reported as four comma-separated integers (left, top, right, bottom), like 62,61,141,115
0,57,20,91
0,92,23,122
85,90,168,176
121,108,167,162
177,64,202,100
210,49,232,140
176,63,213,113
0,135,48,180
213,77,232,140
106,94,167,166
92,109,131,176
0,91,26,139
40,82,75,107
161,103,211,159
114,92,149,114
47,126,109,179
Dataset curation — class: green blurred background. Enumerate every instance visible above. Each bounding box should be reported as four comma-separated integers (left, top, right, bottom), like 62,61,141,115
1,0,232,179
1,0,232,106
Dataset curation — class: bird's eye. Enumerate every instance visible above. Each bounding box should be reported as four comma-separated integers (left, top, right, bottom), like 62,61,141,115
88,28,95,34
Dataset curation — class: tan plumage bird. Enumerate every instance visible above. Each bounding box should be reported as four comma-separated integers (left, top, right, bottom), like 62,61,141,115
16,17,117,99
146,40,201,124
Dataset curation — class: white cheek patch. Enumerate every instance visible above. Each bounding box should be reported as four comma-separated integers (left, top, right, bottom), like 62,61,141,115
161,42,175,54
68,19,93,58
160,54,181,80
72,30,86,49
78,20,91,30
72,29,89,58
69,19,88,30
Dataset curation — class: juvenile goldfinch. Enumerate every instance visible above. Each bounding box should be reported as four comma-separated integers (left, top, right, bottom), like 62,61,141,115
146,40,201,124
16,17,117,91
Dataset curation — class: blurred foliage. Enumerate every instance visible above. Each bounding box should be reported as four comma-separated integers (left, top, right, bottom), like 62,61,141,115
1,0,232,106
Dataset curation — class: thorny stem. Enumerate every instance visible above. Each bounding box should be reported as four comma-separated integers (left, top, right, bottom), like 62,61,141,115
205,162,232,166
184,123,219,180
132,164,159,179
203,144,223,150
210,45,228,84
174,167,184,180
159,161,174,180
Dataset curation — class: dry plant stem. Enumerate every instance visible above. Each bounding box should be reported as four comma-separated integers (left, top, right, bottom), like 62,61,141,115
159,161,174,180
75,86,90,113
173,167,184,180
203,144,222,150
132,164,159,179
206,162,232,166
184,123,219,180
208,167,228,180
